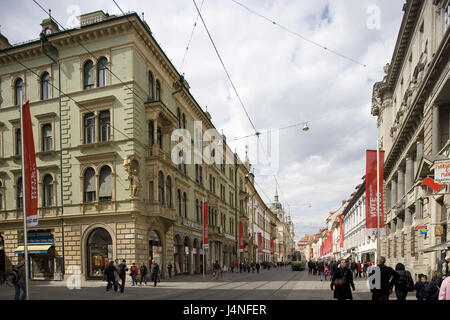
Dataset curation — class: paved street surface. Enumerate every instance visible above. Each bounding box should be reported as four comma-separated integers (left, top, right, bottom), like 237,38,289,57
0,267,415,300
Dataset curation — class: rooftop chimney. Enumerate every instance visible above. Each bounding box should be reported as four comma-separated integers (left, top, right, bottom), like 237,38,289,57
79,10,108,27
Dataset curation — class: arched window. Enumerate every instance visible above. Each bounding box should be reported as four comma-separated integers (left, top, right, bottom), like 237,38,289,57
43,174,53,207
148,120,154,147
83,60,94,89
155,80,161,101
177,189,181,216
158,171,164,205
84,113,95,144
99,166,112,202
166,176,172,208
41,72,50,100
99,110,110,142
183,192,187,218
87,228,112,279
84,168,96,203
15,78,23,105
148,71,154,100
97,57,108,87
17,178,23,209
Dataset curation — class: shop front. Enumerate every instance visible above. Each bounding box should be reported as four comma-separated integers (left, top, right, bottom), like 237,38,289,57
14,229,57,280
86,228,113,279
149,230,163,266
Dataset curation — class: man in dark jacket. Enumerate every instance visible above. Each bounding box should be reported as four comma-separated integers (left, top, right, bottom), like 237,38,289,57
118,259,128,293
394,263,414,300
331,259,355,300
438,255,450,279
370,256,399,300
13,257,26,300
423,272,443,300
414,274,428,300
139,263,148,286
105,261,118,292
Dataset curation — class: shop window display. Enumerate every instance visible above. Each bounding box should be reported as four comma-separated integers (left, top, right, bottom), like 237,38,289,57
149,230,162,266
87,228,112,279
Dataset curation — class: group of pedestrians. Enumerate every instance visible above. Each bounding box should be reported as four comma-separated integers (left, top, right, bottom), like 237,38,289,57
104,259,161,293
325,254,450,300
237,261,288,274
308,259,371,282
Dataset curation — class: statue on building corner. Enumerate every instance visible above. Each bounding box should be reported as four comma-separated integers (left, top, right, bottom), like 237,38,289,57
123,155,141,198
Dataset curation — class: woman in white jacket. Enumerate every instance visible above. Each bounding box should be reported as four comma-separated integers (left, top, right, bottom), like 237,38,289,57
439,276,450,300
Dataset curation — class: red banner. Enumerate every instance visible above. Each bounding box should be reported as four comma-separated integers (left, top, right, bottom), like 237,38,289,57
258,232,262,253
291,248,293,256
311,248,313,258
203,202,208,248
339,215,344,248
23,101,38,227
270,239,274,256
365,150,385,236
238,221,244,252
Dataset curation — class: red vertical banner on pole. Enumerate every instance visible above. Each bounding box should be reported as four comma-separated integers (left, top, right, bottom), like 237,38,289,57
291,248,293,256
238,221,244,252
270,239,274,256
366,150,385,236
339,214,344,248
257,232,262,253
203,202,208,249
23,101,38,227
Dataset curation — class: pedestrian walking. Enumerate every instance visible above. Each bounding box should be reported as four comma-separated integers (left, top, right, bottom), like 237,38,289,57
130,263,138,286
423,271,442,300
329,260,335,280
308,260,313,274
213,260,221,280
356,261,362,279
11,257,26,300
324,267,330,281
330,259,355,300
139,263,148,286
105,261,118,293
439,273,450,300
414,274,428,300
438,254,450,278
117,259,128,293
318,261,325,281
256,262,260,274
394,263,414,300
350,260,357,278
167,263,173,279
370,256,399,301
362,261,369,279
150,260,160,287
239,262,242,273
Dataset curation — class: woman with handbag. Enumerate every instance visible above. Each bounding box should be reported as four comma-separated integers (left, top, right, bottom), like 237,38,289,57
331,259,355,300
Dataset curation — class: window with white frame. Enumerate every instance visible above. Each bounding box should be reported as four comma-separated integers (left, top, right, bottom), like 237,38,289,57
98,165,112,202
41,123,52,151
41,72,50,100
83,168,96,203
43,174,53,207
97,57,108,87
17,177,23,209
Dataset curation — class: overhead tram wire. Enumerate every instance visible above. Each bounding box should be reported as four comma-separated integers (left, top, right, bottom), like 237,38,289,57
227,120,311,142
192,0,258,135
32,0,147,105
179,0,206,73
230,0,368,69
192,0,293,210
1,49,133,142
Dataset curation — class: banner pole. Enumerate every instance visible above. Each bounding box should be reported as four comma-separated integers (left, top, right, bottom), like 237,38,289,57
376,141,380,262
202,198,204,281
20,93,30,300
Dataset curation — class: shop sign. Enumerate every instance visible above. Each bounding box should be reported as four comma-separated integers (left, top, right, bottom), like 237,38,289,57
435,225,444,237
125,234,134,239
137,234,144,240
434,160,450,182
28,229,54,244
182,219,202,231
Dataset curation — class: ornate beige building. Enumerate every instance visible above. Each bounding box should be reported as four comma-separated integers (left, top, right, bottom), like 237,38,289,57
371,0,450,277
0,10,255,280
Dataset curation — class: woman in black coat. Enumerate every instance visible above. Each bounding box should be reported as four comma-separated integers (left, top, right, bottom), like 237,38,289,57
331,260,355,300
105,261,118,292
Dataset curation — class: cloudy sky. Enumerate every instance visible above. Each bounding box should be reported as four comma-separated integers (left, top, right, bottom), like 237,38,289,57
1,0,405,243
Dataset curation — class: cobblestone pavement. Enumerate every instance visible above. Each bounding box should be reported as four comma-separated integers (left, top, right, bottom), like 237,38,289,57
0,267,416,300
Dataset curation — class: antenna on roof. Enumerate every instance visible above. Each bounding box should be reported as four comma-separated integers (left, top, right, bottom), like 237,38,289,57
49,9,51,18
142,12,144,21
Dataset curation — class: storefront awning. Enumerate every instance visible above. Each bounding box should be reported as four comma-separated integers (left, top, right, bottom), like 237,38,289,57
14,244,52,254
421,241,450,253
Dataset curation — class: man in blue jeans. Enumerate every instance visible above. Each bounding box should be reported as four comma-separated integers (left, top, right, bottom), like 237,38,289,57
13,257,26,300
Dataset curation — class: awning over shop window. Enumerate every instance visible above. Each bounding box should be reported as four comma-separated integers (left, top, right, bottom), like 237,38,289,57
14,244,52,254
421,241,450,253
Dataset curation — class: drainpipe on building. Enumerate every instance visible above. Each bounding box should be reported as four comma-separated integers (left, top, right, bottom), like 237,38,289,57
40,33,64,279
234,154,238,264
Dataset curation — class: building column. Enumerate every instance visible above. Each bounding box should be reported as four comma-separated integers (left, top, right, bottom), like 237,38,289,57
415,199,423,220
391,179,397,208
415,141,424,175
405,157,414,193
397,169,405,201
432,105,440,154
405,208,412,227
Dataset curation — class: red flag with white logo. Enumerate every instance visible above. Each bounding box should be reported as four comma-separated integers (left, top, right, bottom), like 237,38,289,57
238,221,244,252
365,150,385,236
23,101,38,227
258,232,262,253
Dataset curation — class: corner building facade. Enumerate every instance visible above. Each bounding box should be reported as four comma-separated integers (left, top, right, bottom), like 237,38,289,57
0,11,247,279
